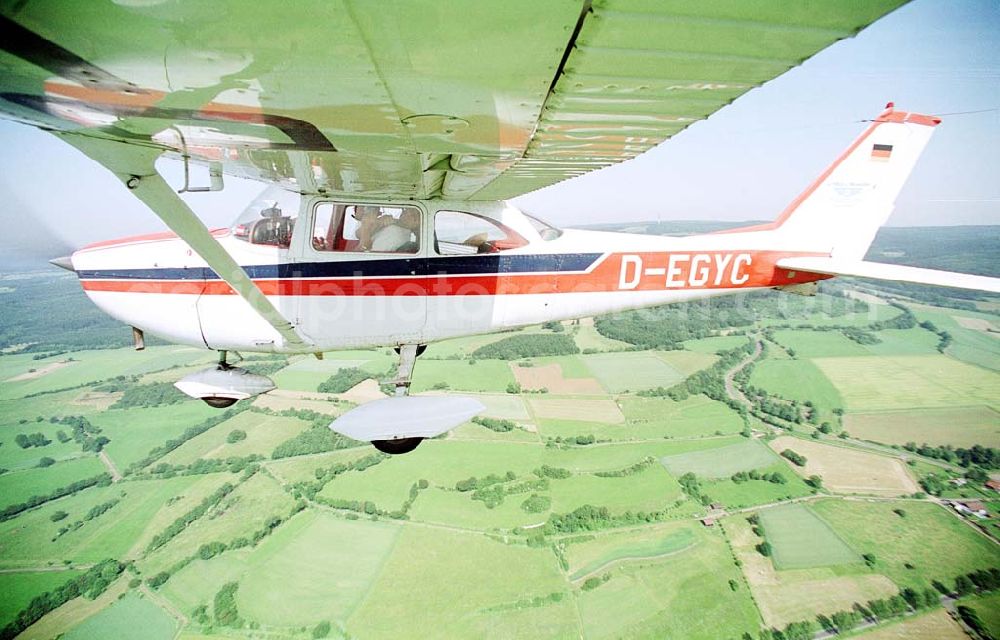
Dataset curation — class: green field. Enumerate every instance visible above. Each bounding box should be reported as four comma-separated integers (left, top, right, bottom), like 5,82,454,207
683,335,749,353
410,359,516,392
3,271,999,640
159,411,310,465
581,352,685,392
749,359,844,416
814,354,1000,412
660,439,780,478
566,523,697,580
94,402,219,470
771,330,869,358
574,525,761,639
62,592,177,640
845,406,1000,447
957,592,1000,640
702,462,815,509
757,504,861,570
0,346,214,399
347,525,573,638
0,455,105,509
811,499,1000,587
235,511,401,627
0,570,83,628
618,395,744,439
548,465,684,514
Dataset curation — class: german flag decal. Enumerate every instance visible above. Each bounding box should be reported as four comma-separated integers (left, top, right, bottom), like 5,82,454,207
871,143,893,161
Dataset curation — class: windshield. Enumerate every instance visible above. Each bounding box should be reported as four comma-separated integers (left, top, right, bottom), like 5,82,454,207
522,212,563,240
231,187,301,248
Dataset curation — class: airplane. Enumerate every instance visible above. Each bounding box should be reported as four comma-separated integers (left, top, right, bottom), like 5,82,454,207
2,1,998,454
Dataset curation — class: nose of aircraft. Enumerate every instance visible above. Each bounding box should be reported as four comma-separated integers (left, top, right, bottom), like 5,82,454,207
49,255,74,271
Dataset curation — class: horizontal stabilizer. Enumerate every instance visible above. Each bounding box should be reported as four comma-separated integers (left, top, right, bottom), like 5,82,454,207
777,257,1000,294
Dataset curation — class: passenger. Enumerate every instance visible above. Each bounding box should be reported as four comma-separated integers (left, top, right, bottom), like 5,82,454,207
355,206,392,251
370,209,420,253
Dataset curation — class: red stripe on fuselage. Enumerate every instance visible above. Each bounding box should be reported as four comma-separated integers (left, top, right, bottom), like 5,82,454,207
79,250,830,295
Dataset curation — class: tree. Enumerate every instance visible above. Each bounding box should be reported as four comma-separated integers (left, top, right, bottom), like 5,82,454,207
226,430,247,444
954,575,975,596
312,621,332,638
50,511,68,522
37,457,55,468
805,475,823,489
862,553,876,568
756,542,772,557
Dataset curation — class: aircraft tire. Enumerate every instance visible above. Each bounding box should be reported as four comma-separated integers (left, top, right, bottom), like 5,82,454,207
371,437,423,455
202,397,238,409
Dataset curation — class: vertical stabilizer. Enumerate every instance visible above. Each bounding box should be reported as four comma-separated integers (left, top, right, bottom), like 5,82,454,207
760,104,941,260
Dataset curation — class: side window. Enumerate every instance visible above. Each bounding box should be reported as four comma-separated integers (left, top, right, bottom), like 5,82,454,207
312,204,420,254
434,210,528,255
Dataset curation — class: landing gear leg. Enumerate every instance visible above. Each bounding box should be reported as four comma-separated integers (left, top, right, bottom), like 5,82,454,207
371,344,426,454
201,351,238,408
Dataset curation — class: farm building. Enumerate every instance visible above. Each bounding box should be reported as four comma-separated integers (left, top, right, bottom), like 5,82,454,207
986,479,1000,492
700,518,715,527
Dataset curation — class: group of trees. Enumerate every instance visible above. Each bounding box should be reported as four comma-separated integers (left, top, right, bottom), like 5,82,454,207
731,469,787,485
594,457,655,478
678,472,712,506
14,432,50,449
50,415,109,453
110,381,187,409
0,559,124,640
317,367,370,393
903,442,999,470
641,342,754,408
780,449,807,467
268,408,360,459
594,297,756,349
472,416,517,432
544,503,672,534
471,334,579,359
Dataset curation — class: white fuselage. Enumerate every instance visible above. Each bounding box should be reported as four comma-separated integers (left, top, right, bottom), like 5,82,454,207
70,200,827,354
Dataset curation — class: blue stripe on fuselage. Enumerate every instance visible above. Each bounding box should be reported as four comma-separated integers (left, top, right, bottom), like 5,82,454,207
76,253,604,281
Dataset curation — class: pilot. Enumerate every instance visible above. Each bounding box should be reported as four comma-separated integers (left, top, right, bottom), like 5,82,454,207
370,209,420,253
251,204,294,247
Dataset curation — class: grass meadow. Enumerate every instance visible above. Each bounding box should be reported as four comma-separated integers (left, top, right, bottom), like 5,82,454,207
758,504,861,570
660,439,780,478
61,592,177,640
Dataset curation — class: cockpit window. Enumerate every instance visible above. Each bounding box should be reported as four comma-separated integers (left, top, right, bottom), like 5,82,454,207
434,210,528,255
523,212,563,240
231,187,300,248
312,203,420,254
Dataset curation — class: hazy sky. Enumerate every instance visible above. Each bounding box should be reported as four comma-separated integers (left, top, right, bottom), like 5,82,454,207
0,0,997,264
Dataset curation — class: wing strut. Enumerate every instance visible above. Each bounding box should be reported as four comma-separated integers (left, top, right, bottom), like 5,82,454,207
59,134,311,351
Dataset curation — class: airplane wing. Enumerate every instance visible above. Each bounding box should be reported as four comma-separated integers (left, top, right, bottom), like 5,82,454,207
0,1,907,201
776,257,1000,294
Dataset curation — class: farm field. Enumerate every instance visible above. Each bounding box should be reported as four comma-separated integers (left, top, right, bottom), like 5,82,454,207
581,351,686,392
810,499,1000,588
757,503,861,570
854,608,967,639
564,522,697,580
660,439,780,478
0,570,83,628
510,361,604,394
725,513,897,628
768,436,918,496
0,456,106,509
1,268,998,640
61,592,177,640
814,354,1000,412
956,592,1000,640
844,406,1000,447
573,524,761,639
749,359,843,414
